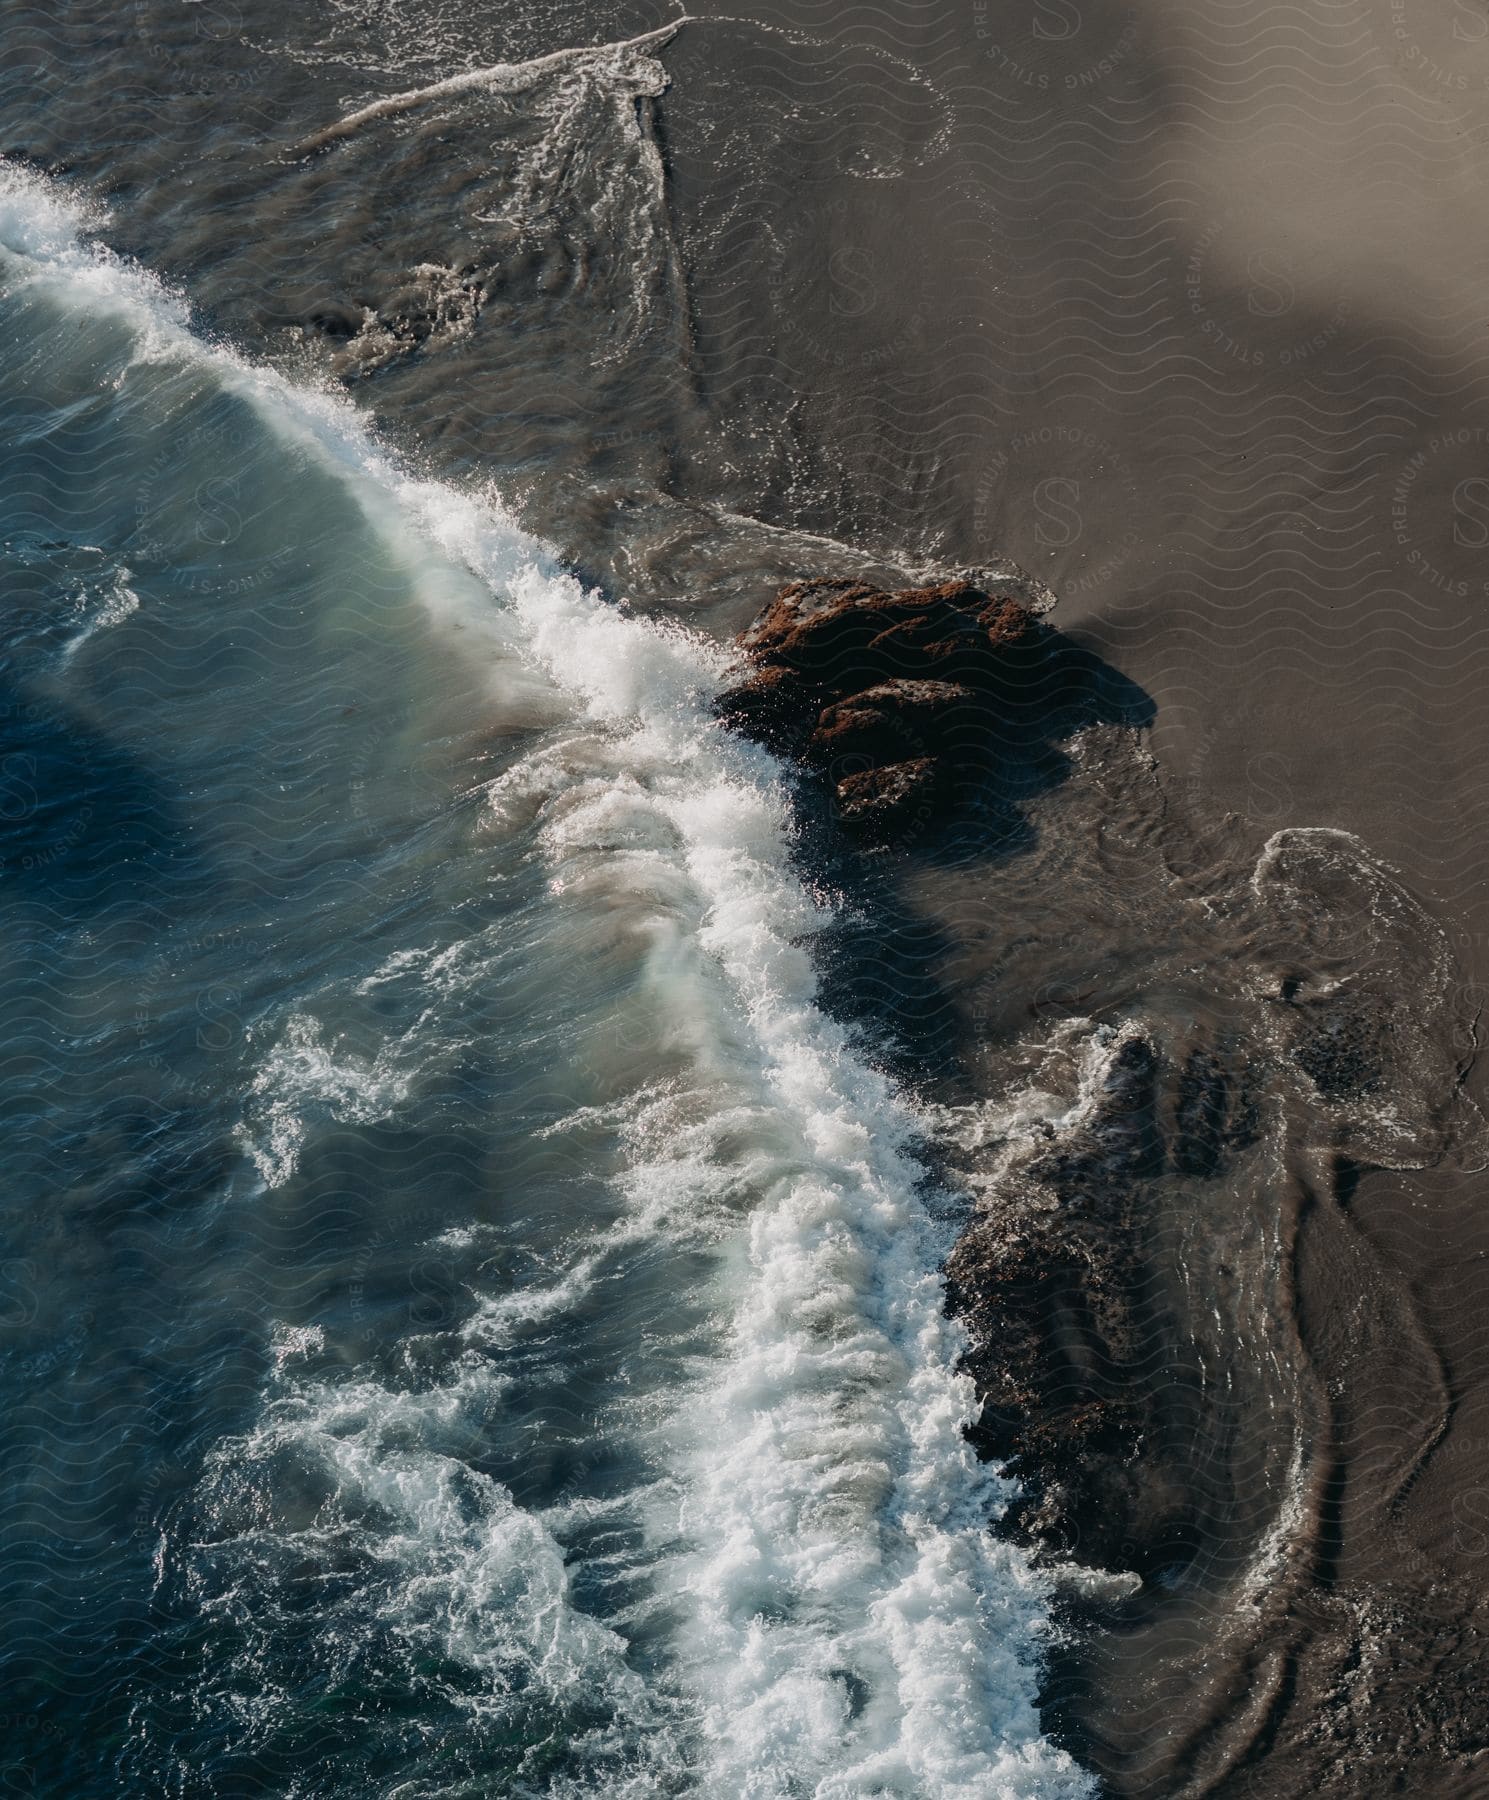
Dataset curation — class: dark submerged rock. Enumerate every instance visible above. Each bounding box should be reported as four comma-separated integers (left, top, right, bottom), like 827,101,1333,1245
947,1029,1267,1580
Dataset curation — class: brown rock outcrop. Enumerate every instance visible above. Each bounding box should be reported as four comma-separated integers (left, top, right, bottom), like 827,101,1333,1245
717,575,1040,837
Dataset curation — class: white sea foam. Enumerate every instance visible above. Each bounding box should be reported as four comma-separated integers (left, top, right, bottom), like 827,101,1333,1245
927,1019,1144,1207
291,19,687,153
0,164,1091,1796
62,566,141,661
268,1320,326,1371
237,1012,418,1188
188,1368,681,1774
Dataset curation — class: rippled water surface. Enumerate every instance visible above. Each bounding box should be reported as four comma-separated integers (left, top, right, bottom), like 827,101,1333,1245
0,168,1094,1797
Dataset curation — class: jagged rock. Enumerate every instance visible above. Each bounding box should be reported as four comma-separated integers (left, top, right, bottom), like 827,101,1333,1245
737,576,1035,694
810,679,978,764
713,662,805,753
833,757,943,830
716,574,1040,841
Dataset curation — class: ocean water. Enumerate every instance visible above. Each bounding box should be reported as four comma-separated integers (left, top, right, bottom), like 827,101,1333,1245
11,10,1489,1793
0,166,1092,1797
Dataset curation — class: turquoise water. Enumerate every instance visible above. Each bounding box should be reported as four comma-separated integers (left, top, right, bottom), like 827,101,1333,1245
0,168,1086,1797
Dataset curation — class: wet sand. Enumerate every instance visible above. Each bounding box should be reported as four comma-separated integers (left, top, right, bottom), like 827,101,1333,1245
656,2,1489,1789
8,0,1489,1789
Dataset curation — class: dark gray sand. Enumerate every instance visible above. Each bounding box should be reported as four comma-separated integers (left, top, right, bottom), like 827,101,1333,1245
660,5,1489,1789
8,0,1489,1791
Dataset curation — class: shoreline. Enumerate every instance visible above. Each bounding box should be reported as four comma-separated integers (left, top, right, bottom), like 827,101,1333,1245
7,0,1489,1788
